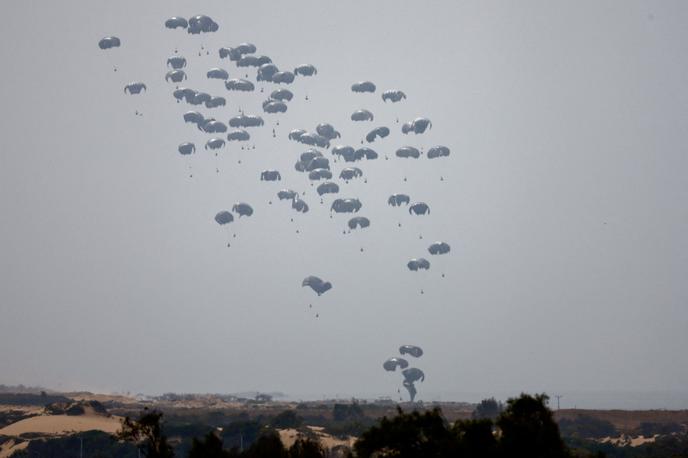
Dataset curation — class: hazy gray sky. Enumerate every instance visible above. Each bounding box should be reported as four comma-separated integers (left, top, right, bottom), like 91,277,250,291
1,0,687,408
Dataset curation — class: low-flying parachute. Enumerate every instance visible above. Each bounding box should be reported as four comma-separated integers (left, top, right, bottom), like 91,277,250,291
205,138,225,150
402,368,425,402
348,216,370,230
289,129,306,141
351,81,376,93
124,82,146,94
263,100,288,113
316,123,341,140
407,258,430,271
351,109,374,121
278,189,297,200
165,17,188,29
428,242,450,255
270,88,293,101
260,170,281,181
409,202,430,215
340,167,363,180
294,149,324,172
331,146,356,162
305,156,330,172
178,142,195,155
331,198,362,213
365,126,390,143
317,182,339,196
402,117,432,134
227,129,250,141
165,70,187,83
167,56,187,69
190,92,212,105
188,15,219,34
396,146,421,159
174,88,196,103
98,36,120,49
272,71,295,84
229,114,264,128
225,78,254,91
382,90,406,103
207,68,229,80
298,133,330,148
399,345,424,358
427,146,450,159
383,357,409,371
219,47,243,61
302,276,332,296
294,64,317,76
388,194,410,206
356,147,378,160
215,211,234,225
235,42,257,54
292,198,309,213
232,202,254,217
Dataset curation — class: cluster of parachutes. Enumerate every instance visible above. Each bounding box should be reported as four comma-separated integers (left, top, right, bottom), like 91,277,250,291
384,345,425,402
98,12,454,400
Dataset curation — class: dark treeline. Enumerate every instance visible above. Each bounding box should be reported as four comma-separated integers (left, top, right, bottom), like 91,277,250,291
8,393,688,458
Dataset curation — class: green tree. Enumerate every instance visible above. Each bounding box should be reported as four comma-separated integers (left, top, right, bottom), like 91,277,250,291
288,437,325,458
242,430,287,458
115,408,175,458
496,393,569,458
453,419,499,457
271,410,303,429
471,397,503,420
188,431,231,458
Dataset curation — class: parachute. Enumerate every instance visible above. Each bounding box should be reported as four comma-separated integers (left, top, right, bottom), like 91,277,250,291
260,170,282,181
427,146,450,159
178,142,195,155
272,71,295,84
396,146,420,159
263,100,287,113
351,109,374,121
428,242,450,255
399,345,424,358
407,258,430,271
229,114,264,128
205,96,226,109
409,202,430,215
351,81,376,93
308,168,332,181
382,90,406,103
292,198,309,213
257,63,279,82
383,357,409,371
357,147,378,160
232,202,254,217
200,120,227,133
225,78,254,91
214,211,234,225
317,182,339,196
237,55,271,67
365,126,390,143
227,129,250,141
207,68,229,80
388,194,410,206
205,138,225,150
188,15,219,34
270,88,293,101
165,70,187,83
331,198,362,213
316,123,341,140
165,17,188,29
347,216,370,230
98,36,120,50
339,167,363,180
183,111,205,125
167,56,187,69
278,189,298,200
294,64,317,76
124,82,146,94
302,276,332,296
402,117,432,134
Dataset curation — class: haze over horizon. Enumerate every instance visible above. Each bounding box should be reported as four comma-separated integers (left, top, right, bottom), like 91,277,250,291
1,0,687,410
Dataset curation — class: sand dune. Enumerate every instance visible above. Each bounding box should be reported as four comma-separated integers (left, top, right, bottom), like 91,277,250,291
0,413,122,437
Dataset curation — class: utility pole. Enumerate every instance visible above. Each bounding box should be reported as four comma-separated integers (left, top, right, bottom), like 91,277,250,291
554,395,563,410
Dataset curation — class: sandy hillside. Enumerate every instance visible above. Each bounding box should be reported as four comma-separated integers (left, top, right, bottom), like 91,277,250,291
278,426,355,450
0,414,122,437
0,439,28,458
